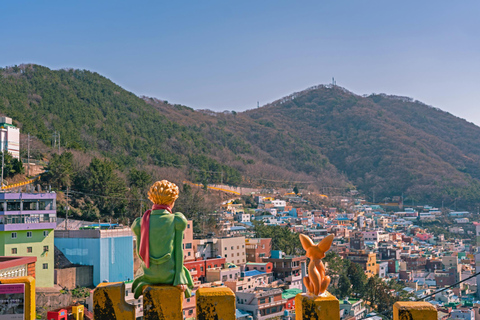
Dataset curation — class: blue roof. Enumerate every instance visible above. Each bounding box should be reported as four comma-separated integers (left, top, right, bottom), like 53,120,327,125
244,270,265,277
230,226,246,231
236,309,252,318
90,223,118,227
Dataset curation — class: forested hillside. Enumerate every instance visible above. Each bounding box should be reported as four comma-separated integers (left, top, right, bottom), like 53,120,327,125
246,86,480,206
2,64,480,213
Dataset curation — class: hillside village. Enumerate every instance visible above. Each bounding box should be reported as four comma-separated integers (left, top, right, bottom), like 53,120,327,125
1,113,480,319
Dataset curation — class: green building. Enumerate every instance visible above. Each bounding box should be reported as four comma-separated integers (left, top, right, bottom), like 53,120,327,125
0,192,56,287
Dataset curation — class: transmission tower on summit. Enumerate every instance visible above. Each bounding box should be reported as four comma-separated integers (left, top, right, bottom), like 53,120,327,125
332,77,337,86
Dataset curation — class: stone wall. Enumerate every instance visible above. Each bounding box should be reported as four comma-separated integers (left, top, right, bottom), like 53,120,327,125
55,265,93,289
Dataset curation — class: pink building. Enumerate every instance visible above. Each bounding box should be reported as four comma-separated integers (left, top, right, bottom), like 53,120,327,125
183,220,194,262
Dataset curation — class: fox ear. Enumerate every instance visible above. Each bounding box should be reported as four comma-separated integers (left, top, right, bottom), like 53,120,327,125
317,234,334,253
299,234,315,251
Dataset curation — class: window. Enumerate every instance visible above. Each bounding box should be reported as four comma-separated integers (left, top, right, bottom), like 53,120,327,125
39,200,54,210
27,231,32,238
187,224,190,229
7,201,21,211
237,246,239,249
185,243,192,249
237,253,239,256
23,202,36,210
188,252,191,256
43,246,49,252
225,247,227,251
27,247,32,253
231,246,234,250
224,254,227,258
11,248,17,254
11,232,17,239
43,231,48,237
43,263,48,269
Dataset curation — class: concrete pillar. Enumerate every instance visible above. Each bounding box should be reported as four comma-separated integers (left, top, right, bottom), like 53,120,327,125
196,287,236,320
143,285,183,320
93,282,135,320
295,291,340,320
393,301,437,320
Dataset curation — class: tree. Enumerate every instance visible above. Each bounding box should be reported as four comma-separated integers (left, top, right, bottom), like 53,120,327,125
347,261,367,298
293,185,299,195
74,158,127,216
253,221,302,255
337,273,352,299
41,152,74,189
1,151,25,179
128,168,152,191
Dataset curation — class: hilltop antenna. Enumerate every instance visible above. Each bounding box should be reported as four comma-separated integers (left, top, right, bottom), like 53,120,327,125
332,77,336,86
257,101,259,108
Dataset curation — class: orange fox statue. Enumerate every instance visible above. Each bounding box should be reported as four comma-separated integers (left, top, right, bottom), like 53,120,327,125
299,233,334,296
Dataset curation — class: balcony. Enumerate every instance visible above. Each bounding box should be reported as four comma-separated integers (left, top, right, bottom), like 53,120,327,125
258,298,286,309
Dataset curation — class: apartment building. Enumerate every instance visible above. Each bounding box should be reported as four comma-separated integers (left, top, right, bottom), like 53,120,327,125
193,236,246,265
0,192,57,287
343,251,377,277
245,238,271,262
236,288,286,320
263,251,306,289
225,269,273,293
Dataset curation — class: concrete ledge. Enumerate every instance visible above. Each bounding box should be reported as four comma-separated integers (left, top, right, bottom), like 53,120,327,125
143,285,183,320
0,276,35,320
393,301,437,320
94,282,135,320
196,287,236,320
295,291,340,320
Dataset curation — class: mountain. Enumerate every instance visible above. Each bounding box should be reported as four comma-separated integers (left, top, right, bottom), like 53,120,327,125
1,64,480,209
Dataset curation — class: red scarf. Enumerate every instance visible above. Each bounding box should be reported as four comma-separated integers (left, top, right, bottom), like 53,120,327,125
139,204,172,268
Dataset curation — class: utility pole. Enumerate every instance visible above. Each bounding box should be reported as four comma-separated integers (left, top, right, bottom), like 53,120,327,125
65,186,69,230
27,133,30,177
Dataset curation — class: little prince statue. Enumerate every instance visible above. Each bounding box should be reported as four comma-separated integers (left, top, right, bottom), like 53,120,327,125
131,180,194,299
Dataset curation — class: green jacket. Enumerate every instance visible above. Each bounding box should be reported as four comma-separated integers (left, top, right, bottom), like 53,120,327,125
131,209,193,299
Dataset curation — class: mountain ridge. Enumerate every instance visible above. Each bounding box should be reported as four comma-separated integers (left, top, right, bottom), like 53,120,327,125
1,64,479,209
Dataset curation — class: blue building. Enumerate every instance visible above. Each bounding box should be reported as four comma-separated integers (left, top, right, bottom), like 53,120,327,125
55,227,133,286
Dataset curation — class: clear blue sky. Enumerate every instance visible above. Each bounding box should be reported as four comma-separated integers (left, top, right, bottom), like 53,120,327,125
1,1,479,124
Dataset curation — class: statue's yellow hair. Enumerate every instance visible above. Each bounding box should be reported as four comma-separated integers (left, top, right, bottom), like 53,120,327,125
148,180,179,205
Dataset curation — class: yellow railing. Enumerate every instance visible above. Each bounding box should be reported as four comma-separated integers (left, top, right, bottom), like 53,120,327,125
0,276,438,320
183,181,241,195
92,283,438,320
1,175,41,190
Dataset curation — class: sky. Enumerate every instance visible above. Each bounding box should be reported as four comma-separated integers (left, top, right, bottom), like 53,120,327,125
1,1,480,124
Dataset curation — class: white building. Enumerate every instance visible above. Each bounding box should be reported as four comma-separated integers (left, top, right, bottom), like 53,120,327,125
0,117,20,159
450,309,475,320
